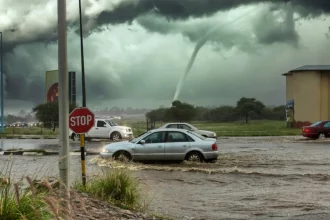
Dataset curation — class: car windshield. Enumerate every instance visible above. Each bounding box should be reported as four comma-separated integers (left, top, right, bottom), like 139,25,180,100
190,125,198,131
187,130,206,140
130,131,150,143
311,121,322,126
105,120,118,126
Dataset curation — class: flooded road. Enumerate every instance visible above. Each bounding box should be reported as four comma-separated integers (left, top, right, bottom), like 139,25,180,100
0,138,106,152
1,136,330,219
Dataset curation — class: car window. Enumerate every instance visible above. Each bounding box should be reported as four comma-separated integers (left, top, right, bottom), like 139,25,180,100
311,121,322,126
167,131,189,142
143,131,165,144
324,122,330,128
130,131,150,143
178,124,191,130
166,124,178,128
97,120,107,127
186,135,195,142
105,120,117,126
187,130,206,140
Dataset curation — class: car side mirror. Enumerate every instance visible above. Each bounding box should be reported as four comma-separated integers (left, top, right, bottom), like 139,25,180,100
140,140,145,145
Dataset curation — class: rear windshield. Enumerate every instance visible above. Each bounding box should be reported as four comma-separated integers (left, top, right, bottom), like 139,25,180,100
187,130,206,140
311,121,322,126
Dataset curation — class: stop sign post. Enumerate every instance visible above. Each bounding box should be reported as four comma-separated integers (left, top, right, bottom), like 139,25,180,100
69,107,95,134
69,107,94,186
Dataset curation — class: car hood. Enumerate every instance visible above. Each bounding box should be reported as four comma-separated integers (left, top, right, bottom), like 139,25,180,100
115,126,131,130
104,141,134,150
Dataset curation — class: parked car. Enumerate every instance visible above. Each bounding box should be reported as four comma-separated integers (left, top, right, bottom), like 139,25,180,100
159,123,217,138
100,128,219,162
10,122,28,127
69,118,133,141
302,120,330,139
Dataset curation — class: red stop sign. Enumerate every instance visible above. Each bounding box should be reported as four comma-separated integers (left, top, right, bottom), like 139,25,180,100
69,107,95,134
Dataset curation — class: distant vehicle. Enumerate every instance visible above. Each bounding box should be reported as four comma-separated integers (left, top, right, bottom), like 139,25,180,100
159,123,217,138
302,120,330,139
10,122,28,127
100,128,219,162
29,122,41,127
69,118,133,141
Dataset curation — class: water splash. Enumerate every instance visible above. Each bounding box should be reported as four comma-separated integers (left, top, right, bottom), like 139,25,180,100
172,7,261,101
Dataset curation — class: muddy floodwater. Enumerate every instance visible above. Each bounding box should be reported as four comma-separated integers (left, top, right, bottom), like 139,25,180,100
1,136,330,219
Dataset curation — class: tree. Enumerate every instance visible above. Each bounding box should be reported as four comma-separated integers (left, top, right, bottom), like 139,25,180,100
209,106,236,122
145,108,167,122
235,97,265,123
32,101,77,131
166,100,197,122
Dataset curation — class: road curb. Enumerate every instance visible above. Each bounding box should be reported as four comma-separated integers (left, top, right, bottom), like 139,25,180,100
0,151,100,156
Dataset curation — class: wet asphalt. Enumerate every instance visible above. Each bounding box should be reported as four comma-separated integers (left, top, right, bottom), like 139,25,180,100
1,137,330,220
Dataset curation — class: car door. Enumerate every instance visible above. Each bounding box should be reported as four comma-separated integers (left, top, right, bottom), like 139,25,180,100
323,122,330,136
86,120,97,137
164,131,191,160
96,120,111,138
133,131,166,160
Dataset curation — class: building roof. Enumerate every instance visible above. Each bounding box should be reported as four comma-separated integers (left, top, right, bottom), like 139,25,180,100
282,65,330,76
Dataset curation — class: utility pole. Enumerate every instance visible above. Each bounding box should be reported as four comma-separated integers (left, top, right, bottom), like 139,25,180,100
58,0,70,206
0,32,4,133
79,0,87,186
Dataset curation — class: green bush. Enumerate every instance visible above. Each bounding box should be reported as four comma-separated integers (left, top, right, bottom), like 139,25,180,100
0,177,52,220
75,169,140,209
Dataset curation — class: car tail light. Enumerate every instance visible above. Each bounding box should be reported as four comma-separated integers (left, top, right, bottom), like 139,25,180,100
212,143,218,151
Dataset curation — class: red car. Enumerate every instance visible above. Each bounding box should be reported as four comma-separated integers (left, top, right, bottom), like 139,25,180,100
302,120,330,139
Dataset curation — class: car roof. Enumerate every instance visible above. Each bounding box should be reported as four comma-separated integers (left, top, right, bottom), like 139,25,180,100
164,122,188,125
150,128,190,132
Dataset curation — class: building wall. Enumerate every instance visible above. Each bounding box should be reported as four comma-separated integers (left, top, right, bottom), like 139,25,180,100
320,72,330,120
285,75,293,102
285,70,330,124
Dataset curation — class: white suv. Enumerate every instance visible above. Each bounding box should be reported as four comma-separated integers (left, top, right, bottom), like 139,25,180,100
69,119,133,141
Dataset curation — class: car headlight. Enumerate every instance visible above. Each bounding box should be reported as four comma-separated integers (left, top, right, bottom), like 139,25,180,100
102,148,110,153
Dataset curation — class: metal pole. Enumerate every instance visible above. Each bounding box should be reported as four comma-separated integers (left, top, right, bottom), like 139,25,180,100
79,0,87,186
58,0,70,205
0,32,4,133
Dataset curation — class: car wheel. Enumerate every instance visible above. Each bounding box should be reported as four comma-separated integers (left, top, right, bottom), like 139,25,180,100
110,132,122,141
319,133,326,139
186,151,203,162
113,151,132,162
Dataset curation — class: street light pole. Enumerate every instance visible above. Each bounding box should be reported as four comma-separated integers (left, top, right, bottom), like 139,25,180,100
79,0,87,186
0,32,4,133
58,0,70,207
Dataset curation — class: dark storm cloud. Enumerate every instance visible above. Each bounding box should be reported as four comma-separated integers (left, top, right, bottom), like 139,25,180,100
1,0,330,104
95,0,330,26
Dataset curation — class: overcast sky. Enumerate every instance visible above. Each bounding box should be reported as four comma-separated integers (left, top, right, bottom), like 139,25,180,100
1,0,330,113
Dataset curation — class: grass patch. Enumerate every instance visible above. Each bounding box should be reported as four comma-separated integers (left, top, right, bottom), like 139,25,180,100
0,160,52,220
123,120,301,137
192,120,301,136
0,127,58,136
75,169,141,210
0,178,52,220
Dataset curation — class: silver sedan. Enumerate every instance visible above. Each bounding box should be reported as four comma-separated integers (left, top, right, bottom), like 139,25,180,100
100,128,218,162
